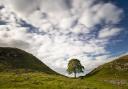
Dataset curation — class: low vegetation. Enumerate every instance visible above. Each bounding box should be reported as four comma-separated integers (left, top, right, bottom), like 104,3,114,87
0,47,57,74
0,72,123,89
0,47,128,89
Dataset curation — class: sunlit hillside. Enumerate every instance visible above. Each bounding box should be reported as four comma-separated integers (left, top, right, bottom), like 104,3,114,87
0,47,127,89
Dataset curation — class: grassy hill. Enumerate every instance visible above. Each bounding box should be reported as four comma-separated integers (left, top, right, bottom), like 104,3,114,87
0,47,57,74
86,55,128,88
0,47,128,89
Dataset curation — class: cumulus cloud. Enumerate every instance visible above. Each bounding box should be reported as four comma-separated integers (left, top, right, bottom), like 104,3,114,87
0,0,124,76
3,0,123,28
7,0,40,16
79,3,123,27
98,27,122,38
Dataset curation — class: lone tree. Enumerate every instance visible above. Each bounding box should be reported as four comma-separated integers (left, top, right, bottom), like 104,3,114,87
67,59,84,78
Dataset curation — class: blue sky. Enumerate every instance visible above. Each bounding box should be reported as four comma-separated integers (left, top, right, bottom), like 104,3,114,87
0,0,127,76
106,0,128,56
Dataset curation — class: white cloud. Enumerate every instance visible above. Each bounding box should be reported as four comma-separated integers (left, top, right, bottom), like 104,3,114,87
98,27,122,38
95,3,123,24
79,3,123,27
7,0,40,16
0,0,124,76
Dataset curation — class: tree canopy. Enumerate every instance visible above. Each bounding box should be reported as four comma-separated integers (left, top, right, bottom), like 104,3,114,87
67,59,84,78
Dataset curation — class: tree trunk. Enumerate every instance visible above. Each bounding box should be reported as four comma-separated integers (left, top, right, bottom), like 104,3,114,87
74,72,76,78
74,69,76,78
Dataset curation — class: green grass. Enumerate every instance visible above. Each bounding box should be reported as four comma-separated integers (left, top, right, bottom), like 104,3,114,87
0,72,125,89
86,55,128,78
0,47,128,89
85,55,128,89
0,47,57,74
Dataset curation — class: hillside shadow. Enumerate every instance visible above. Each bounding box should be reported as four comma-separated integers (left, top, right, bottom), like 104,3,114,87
84,68,101,78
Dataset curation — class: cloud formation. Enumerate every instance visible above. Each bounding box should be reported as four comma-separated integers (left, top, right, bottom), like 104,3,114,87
98,27,122,39
0,0,124,75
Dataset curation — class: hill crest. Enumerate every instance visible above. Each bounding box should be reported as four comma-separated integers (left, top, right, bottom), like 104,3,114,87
85,55,128,79
0,47,57,74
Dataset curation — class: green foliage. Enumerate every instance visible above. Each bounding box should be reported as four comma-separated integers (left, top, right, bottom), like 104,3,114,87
67,59,84,77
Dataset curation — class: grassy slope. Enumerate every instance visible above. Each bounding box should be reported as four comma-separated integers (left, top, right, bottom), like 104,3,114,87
86,55,128,89
0,47,57,74
0,72,119,89
0,47,128,89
